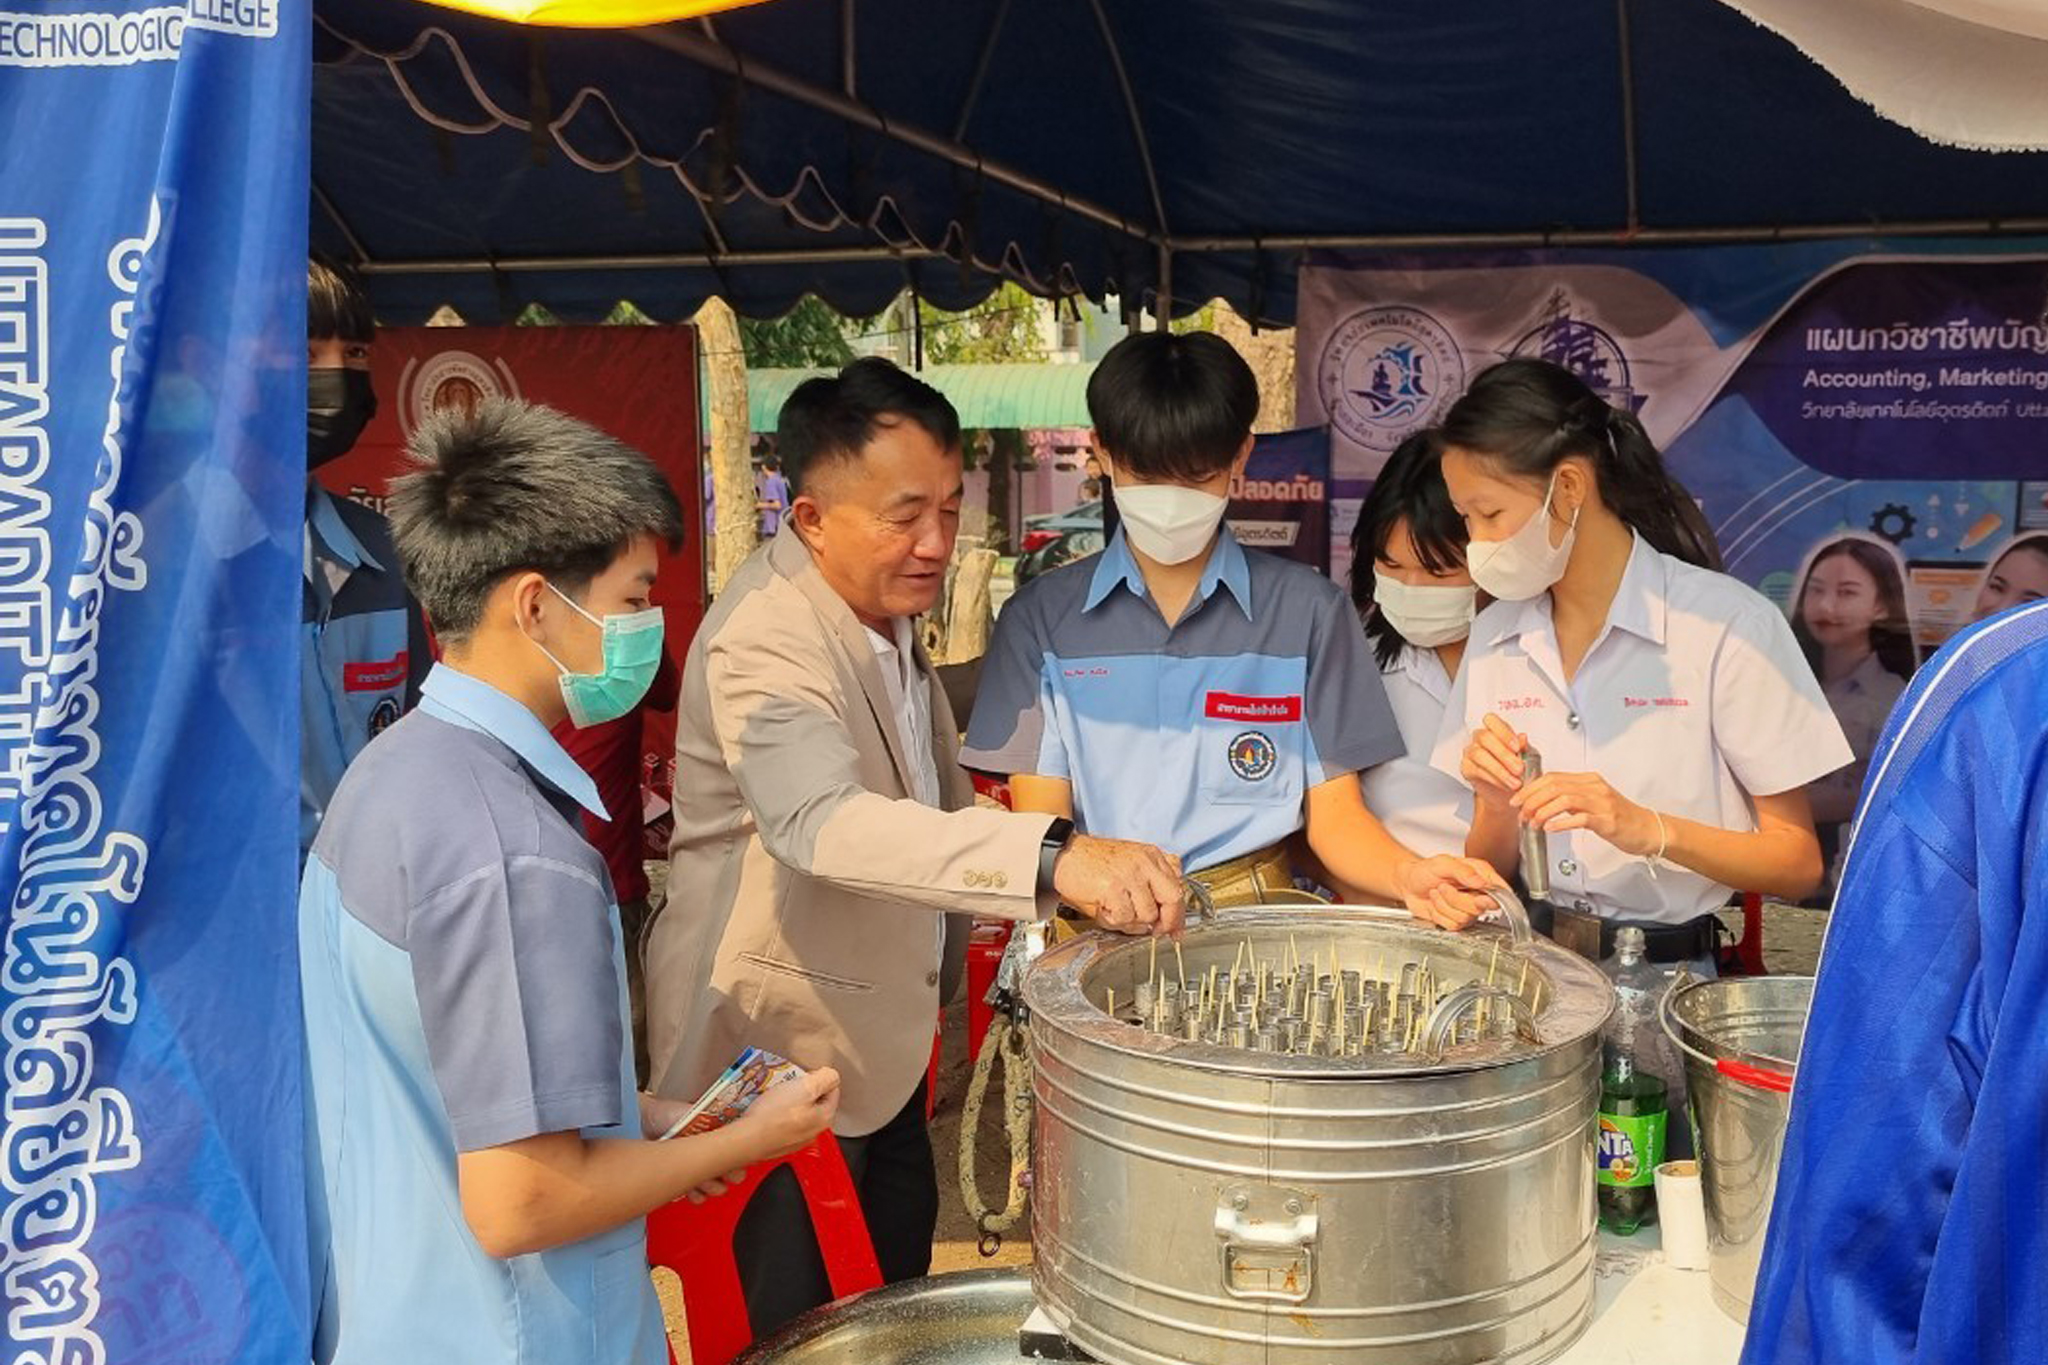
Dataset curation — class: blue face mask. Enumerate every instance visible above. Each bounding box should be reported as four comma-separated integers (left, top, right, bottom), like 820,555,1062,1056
532,582,665,727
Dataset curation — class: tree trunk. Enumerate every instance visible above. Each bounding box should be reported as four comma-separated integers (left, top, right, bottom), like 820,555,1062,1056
1212,304,1297,434
985,429,1016,555
696,296,757,594
940,546,998,664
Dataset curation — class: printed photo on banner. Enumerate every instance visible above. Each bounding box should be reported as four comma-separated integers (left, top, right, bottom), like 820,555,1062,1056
1787,532,1919,894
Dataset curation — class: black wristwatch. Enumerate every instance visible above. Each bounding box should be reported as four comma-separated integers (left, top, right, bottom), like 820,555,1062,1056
1036,817,1076,893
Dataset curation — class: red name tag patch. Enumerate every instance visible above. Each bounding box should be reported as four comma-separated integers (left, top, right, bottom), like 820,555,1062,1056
344,651,410,693
1204,691,1302,723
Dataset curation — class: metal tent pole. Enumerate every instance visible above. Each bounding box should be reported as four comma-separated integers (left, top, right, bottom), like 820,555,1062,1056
631,26,1160,249
1169,218,2048,252
355,246,947,274
1616,0,1641,235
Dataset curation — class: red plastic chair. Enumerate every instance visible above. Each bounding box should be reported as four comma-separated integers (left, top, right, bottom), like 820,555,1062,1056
646,1134,883,1365
966,919,1014,1062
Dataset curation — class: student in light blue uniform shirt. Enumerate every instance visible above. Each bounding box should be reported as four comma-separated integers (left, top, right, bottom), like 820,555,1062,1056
299,399,840,1365
963,332,1502,925
302,258,430,857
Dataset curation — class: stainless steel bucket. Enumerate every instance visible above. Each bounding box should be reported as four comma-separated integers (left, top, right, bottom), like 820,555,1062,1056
1023,906,1614,1365
733,1269,1039,1364
1659,975,1811,1325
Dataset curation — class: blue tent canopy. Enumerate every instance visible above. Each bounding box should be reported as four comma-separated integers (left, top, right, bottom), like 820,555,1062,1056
312,0,2048,326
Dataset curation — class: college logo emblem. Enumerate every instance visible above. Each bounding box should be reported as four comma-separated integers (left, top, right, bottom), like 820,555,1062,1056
400,349,522,436
1316,305,1465,455
369,696,402,740
1226,731,1278,783
1509,289,1646,414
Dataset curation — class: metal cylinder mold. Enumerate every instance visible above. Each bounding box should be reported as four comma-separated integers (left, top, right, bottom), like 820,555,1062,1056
1023,906,1614,1365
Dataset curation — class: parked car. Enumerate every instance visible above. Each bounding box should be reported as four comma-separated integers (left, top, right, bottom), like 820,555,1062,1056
1015,525,1105,584
1020,500,1104,554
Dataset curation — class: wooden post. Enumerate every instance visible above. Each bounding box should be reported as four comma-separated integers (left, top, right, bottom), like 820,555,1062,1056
695,296,757,595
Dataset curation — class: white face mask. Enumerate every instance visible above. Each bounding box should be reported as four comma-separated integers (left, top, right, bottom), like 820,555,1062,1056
1466,471,1578,602
1372,572,1476,648
1112,480,1229,565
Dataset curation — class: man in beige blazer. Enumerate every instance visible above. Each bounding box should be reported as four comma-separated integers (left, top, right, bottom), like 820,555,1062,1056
645,358,1182,1336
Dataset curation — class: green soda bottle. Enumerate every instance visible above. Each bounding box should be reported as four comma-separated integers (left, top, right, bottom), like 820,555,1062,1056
1596,927,1669,1235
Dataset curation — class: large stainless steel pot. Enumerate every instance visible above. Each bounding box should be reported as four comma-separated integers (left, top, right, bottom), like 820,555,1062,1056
1023,906,1613,1365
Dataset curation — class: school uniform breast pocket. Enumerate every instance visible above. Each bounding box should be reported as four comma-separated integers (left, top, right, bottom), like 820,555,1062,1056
1609,668,1715,803
1197,695,1306,807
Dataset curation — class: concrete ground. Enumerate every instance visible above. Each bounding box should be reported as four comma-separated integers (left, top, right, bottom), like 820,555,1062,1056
655,892,1831,1359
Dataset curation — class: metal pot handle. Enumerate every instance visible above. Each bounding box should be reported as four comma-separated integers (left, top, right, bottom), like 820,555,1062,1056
1419,982,1537,1059
1487,881,1537,950
1659,971,1797,1092
1182,877,1217,926
1658,967,1703,1064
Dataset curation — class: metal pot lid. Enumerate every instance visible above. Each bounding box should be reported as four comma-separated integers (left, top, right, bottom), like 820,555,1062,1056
1022,905,1613,1078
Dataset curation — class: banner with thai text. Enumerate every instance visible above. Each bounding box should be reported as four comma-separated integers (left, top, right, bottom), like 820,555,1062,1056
1298,242,2048,650
1,4,309,1361
1233,426,1332,575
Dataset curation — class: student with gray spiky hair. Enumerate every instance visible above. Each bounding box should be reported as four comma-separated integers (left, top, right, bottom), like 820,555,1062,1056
298,398,840,1365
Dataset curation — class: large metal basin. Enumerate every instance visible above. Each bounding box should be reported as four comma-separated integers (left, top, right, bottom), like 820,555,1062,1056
1023,907,1614,1365
734,1270,1039,1365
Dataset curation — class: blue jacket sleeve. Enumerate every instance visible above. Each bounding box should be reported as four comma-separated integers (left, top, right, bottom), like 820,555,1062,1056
1742,607,2048,1365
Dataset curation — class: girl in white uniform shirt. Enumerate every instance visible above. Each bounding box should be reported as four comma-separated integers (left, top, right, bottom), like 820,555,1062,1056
1348,430,1476,859
1433,359,1852,968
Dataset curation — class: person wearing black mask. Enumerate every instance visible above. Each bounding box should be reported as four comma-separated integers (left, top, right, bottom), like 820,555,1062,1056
302,257,431,859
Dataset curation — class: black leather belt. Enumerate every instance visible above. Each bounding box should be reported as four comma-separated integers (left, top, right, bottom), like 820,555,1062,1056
1525,899,1724,964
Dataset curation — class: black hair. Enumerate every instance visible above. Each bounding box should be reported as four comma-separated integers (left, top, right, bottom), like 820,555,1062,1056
1086,331,1258,482
387,398,684,640
1347,429,1466,668
1989,532,2048,577
308,255,375,344
776,357,961,494
1440,358,1722,571
1792,536,1920,682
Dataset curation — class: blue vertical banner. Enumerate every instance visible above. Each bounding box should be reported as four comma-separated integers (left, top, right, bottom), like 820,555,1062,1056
1,6,309,1364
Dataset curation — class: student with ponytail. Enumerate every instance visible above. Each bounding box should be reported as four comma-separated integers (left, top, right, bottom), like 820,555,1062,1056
1431,358,1851,968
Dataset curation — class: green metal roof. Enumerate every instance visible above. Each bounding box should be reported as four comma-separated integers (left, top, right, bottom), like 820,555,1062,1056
717,362,1097,434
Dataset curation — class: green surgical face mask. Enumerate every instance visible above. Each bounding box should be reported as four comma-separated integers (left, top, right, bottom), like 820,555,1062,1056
531,581,665,727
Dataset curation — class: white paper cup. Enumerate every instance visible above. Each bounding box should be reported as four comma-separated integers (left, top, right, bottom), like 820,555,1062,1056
1655,1159,1709,1271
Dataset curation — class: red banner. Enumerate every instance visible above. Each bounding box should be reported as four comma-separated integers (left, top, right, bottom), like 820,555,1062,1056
317,325,704,853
